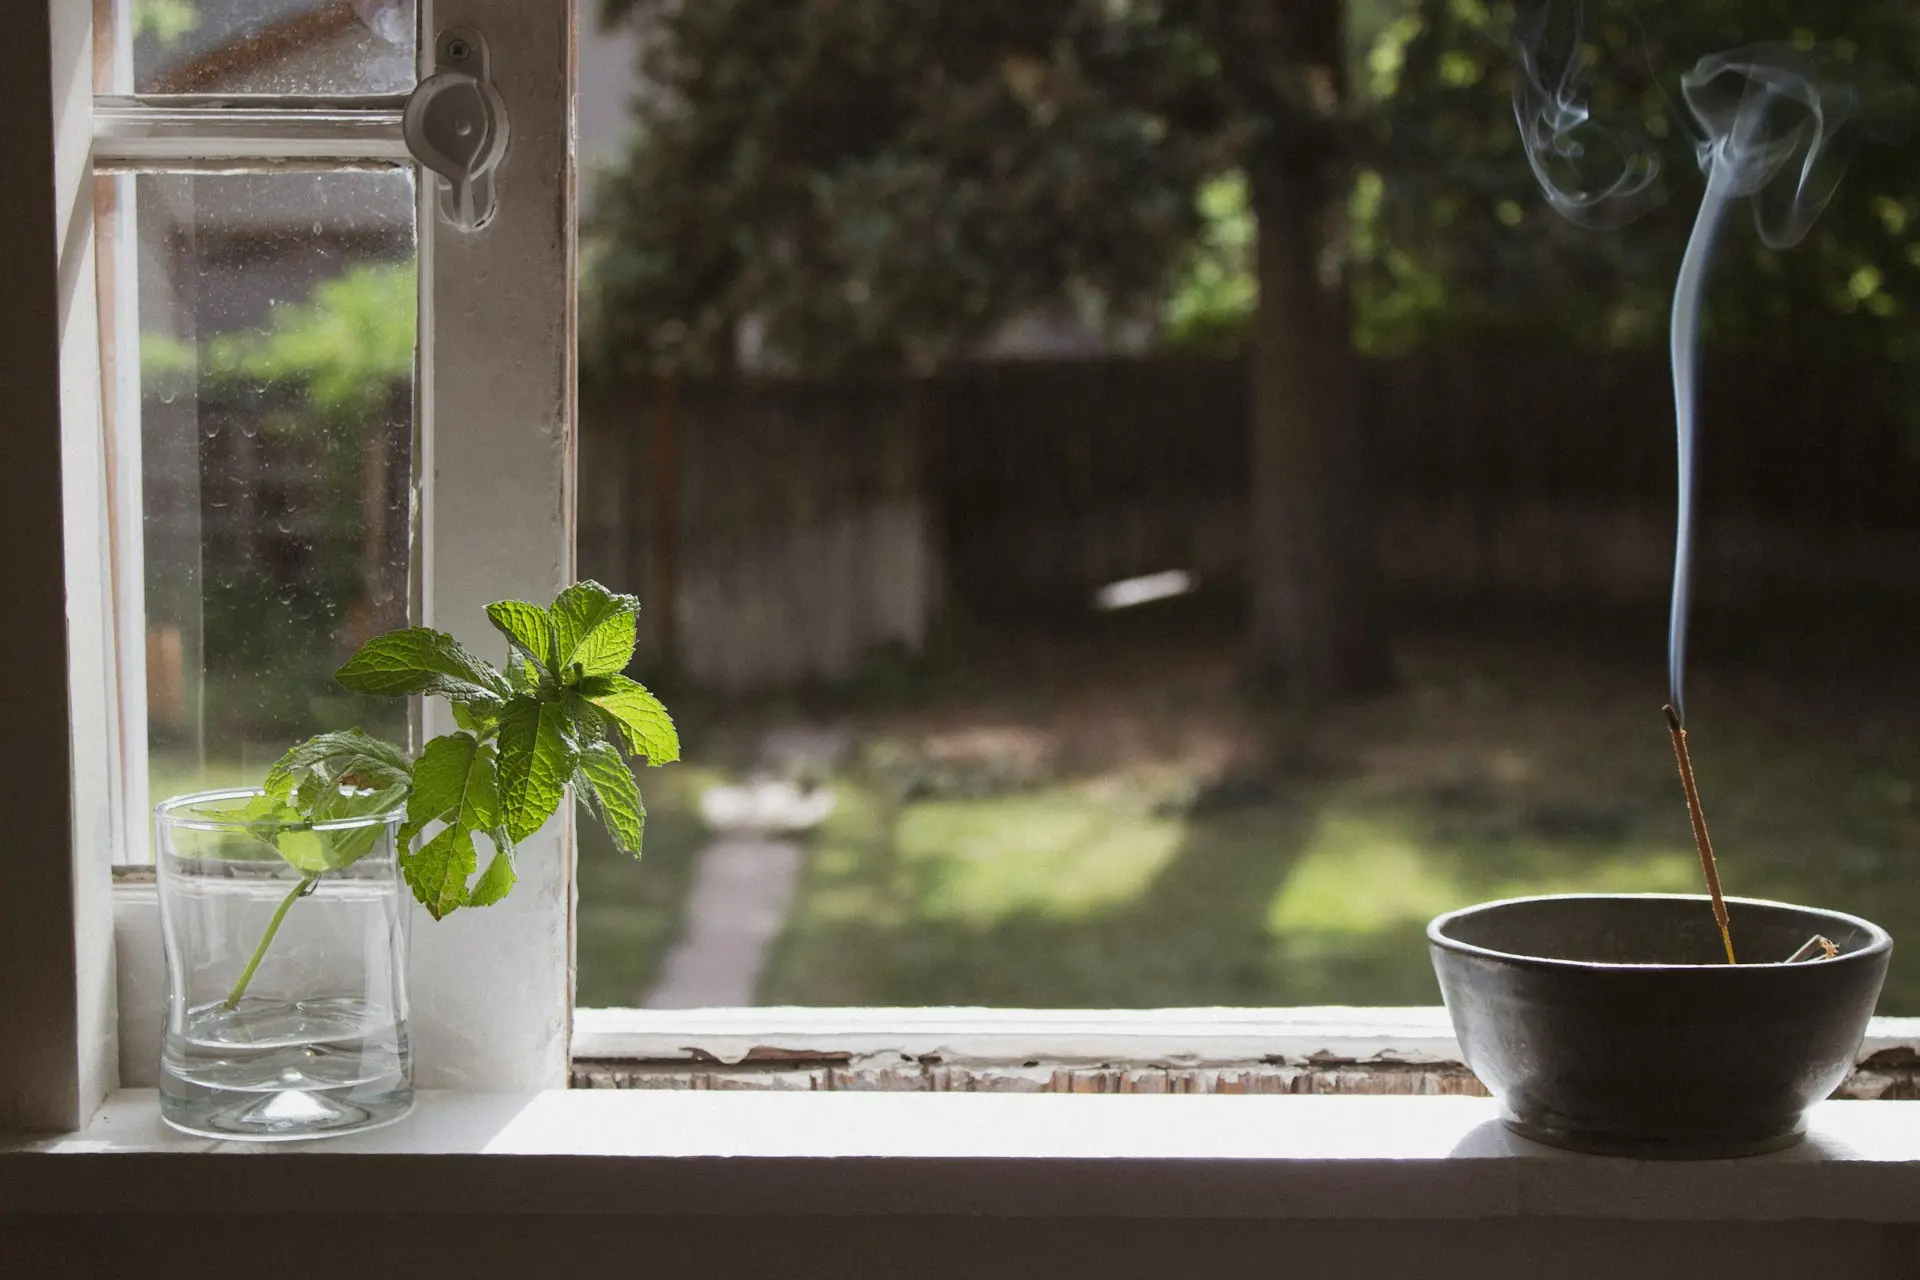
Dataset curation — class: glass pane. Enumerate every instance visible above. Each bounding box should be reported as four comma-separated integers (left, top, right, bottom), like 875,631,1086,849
573,4,1920,1012
124,168,416,841
107,0,415,96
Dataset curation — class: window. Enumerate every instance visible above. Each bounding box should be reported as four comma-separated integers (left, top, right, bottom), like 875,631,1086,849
11,1,1916,1129
567,1,1920,1032
80,0,576,1103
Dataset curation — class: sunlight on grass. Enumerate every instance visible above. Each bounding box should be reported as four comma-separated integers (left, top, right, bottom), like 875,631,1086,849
1266,810,1709,942
1266,816,1464,937
898,790,1184,924
1489,847,1702,900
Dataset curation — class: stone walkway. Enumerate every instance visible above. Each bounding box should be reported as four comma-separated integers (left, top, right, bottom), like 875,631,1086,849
641,725,849,1008
642,835,803,1008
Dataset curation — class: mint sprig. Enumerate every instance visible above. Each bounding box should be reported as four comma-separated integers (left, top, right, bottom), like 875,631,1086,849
264,579,678,920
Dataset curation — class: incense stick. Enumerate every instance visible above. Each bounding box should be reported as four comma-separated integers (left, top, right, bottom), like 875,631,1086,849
1665,704,1735,964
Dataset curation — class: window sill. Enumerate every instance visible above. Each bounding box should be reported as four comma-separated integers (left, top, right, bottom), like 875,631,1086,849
8,1089,1920,1222
568,1006,1920,1097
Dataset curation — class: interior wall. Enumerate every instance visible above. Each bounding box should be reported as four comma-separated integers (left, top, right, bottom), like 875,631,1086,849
4,1214,1917,1279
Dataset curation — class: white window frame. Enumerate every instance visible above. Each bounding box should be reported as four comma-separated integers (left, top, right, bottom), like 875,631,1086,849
7,3,1918,1131
1,0,575,1125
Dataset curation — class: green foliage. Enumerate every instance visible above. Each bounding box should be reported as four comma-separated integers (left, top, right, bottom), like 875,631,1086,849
144,263,415,424
202,263,418,419
133,0,199,48
589,0,1250,374
265,580,679,919
593,0,1920,370
335,627,510,705
145,263,419,753
399,733,503,917
1364,0,1920,358
577,740,648,855
1161,171,1258,353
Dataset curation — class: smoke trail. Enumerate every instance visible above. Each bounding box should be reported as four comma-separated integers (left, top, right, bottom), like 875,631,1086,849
1512,0,1666,228
1513,8,1878,725
1666,48,1867,724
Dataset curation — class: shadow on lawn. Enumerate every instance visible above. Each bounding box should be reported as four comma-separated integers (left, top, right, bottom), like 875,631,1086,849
750,632,1920,1011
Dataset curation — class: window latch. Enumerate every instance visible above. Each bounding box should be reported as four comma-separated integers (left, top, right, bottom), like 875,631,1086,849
403,26,509,233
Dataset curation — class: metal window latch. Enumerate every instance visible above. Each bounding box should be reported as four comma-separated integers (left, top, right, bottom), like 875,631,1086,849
403,26,510,232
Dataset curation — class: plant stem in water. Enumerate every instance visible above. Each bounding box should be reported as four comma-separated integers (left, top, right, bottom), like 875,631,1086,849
225,872,320,1009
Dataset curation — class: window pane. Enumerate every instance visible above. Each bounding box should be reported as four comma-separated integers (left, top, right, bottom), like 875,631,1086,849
107,0,415,96
573,4,1920,1012
124,168,416,850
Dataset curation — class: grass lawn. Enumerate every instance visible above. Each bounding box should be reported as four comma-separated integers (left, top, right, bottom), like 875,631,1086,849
591,606,1920,1012
575,763,726,1007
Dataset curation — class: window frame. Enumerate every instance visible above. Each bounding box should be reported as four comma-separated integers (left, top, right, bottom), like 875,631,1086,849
0,0,578,1118
13,2,1918,1122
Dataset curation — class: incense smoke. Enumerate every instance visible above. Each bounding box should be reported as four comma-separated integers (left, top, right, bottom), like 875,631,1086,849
1514,7,1875,725
1667,49,1868,725
1512,2,1666,228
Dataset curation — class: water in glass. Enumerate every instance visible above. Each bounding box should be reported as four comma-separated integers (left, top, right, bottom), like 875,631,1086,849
156,789,413,1139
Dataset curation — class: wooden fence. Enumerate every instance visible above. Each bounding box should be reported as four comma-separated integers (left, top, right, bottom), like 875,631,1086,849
578,350,1920,690
580,377,935,693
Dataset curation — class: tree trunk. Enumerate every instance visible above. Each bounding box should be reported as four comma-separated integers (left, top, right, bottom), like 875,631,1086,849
1244,123,1391,699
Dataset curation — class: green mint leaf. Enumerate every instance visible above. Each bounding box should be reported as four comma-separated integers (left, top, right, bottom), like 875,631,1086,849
457,743,502,834
549,581,639,678
451,699,499,736
309,780,409,871
272,829,332,873
335,628,511,704
225,792,301,824
398,733,500,849
395,732,506,916
485,600,557,674
403,824,477,920
314,822,381,872
260,730,409,875
465,849,517,907
579,674,680,765
569,611,636,679
565,692,611,746
264,729,410,801
511,653,547,696
576,740,646,856
497,697,579,842
399,731,477,849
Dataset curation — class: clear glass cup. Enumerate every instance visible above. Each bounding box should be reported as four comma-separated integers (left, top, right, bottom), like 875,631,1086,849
154,788,413,1139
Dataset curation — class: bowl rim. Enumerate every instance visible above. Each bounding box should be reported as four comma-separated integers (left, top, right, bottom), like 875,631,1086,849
1427,892,1893,972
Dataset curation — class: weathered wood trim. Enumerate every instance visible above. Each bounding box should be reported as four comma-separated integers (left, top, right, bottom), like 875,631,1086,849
572,1053,1920,1098
572,1005,1469,1067
572,1059,1490,1094
570,1010,1920,1097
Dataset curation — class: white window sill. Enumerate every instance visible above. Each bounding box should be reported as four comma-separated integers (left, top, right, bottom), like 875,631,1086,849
7,1090,1920,1222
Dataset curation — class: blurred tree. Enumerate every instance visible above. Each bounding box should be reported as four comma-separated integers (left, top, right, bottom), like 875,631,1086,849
142,262,418,730
1367,0,1920,359
133,0,200,47
593,0,1391,696
590,0,1920,695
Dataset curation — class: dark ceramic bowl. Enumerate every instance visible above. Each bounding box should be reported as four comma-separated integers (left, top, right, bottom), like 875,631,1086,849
1429,894,1890,1158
